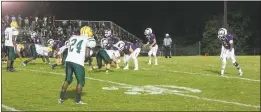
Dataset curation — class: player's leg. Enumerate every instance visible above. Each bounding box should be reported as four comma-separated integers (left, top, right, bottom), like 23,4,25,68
22,44,37,66
123,54,130,69
101,49,112,73
148,49,153,65
220,57,227,76
16,48,23,61
73,63,86,104
10,47,16,71
220,47,228,76
164,46,168,58
167,46,171,58
132,48,141,70
59,61,73,104
6,46,13,71
152,45,158,65
229,49,243,76
96,50,103,69
61,49,68,67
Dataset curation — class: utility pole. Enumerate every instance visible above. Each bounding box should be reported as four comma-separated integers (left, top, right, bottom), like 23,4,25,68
224,1,227,29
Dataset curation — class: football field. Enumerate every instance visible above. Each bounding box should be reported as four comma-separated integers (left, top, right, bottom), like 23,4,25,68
1,56,260,111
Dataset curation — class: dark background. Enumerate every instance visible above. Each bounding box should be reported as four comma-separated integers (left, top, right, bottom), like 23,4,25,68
1,1,260,47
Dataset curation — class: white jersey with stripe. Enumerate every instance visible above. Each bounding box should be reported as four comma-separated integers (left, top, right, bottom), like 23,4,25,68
65,35,90,66
4,27,19,47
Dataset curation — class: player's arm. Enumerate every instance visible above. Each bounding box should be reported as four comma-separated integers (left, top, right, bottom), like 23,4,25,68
16,45,23,61
12,35,17,51
143,41,150,47
229,40,233,51
85,47,91,58
150,39,156,48
129,46,134,54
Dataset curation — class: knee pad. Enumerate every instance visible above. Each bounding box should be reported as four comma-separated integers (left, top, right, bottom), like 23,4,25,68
65,78,73,85
233,62,239,67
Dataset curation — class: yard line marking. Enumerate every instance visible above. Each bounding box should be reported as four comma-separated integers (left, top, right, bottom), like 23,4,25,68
16,68,261,109
1,104,20,111
141,68,260,82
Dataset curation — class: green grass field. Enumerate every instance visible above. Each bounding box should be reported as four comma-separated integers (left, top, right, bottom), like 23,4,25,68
1,56,260,111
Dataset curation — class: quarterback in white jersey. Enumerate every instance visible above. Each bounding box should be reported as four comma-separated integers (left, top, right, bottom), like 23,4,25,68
59,26,96,105
4,21,19,72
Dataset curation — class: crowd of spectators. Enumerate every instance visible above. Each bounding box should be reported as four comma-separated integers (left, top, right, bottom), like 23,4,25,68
1,14,141,46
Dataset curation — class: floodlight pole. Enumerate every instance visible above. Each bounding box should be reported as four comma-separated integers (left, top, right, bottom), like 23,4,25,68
224,1,227,29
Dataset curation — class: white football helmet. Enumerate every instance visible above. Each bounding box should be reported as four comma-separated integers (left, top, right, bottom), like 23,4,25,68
100,38,109,48
30,31,37,39
65,40,70,47
218,28,227,39
144,28,152,36
165,33,169,37
47,39,54,46
104,30,112,38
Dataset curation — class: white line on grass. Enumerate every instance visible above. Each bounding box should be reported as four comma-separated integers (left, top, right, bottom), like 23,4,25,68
1,104,20,111
17,68,260,109
141,68,260,82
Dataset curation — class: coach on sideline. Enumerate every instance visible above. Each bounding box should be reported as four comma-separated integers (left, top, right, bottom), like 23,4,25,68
163,33,172,58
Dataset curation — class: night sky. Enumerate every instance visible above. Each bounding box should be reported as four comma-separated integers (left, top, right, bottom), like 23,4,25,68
2,1,260,43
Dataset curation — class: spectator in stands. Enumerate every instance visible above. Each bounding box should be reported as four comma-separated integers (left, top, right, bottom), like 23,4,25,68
17,14,22,28
163,33,172,58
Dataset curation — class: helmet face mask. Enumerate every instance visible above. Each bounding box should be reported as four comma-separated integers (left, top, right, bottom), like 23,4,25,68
144,28,152,36
47,39,54,46
104,30,111,37
218,28,227,40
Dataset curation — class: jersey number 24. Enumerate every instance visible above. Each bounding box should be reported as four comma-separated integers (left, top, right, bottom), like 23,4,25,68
69,39,83,54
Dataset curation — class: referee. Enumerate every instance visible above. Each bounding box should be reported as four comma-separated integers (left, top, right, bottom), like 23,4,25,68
163,33,172,58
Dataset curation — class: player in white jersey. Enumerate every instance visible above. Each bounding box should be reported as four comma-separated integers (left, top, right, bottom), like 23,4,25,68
4,22,19,72
35,44,53,57
58,26,96,105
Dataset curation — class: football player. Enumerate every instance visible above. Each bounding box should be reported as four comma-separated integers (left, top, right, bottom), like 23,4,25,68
90,38,114,74
143,28,158,65
16,43,25,61
22,31,51,66
47,39,64,65
218,28,243,76
35,44,53,60
4,21,19,72
51,40,69,69
100,38,123,69
123,40,141,70
58,26,96,105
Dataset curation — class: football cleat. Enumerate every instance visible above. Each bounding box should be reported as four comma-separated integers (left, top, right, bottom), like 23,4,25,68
134,68,139,70
58,99,64,104
239,72,243,76
76,101,87,105
123,67,129,70
21,62,27,66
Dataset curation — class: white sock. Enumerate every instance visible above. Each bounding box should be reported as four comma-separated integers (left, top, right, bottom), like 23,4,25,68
154,57,158,64
133,58,138,69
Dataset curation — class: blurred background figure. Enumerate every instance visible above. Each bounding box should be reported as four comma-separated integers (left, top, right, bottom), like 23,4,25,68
163,33,172,58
